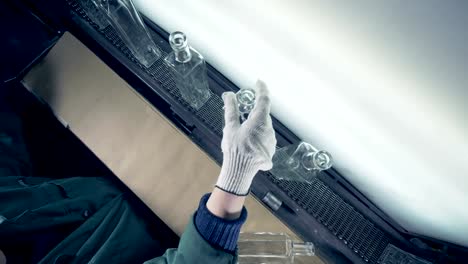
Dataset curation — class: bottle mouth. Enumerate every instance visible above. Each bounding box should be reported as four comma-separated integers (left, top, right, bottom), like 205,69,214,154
237,88,256,117
237,88,256,106
302,150,333,171
312,150,333,170
169,31,189,50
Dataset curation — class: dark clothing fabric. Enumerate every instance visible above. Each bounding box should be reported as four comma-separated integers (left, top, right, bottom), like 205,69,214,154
194,193,247,252
0,110,242,263
145,215,238,264
0,113,31,176
0,176,164,264
0,112,164,263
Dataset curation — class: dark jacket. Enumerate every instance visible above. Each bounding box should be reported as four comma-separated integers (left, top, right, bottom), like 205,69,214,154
0,112,240,263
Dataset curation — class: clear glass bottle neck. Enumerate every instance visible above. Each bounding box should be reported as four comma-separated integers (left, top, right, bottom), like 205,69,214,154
169,31,192,63
237,88,256,120
286,142,332,171
291,242,315,256
174,46,192,63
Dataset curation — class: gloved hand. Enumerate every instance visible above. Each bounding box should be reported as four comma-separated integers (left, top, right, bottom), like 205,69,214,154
216,80,277,195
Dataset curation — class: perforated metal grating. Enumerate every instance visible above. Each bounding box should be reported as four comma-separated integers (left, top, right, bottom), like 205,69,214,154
67,2,392,263
67,0,226,136
269,174,390,263
117,27,224,133
101,20,226,135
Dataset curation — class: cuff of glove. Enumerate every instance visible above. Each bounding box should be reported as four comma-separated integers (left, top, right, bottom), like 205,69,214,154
194,193,248,252
216,150,259,196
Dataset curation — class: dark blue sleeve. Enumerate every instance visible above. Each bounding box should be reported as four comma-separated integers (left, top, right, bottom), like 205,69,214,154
194,193,248,253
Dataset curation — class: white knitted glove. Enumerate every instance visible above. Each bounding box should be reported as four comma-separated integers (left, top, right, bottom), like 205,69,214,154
216,80,277,195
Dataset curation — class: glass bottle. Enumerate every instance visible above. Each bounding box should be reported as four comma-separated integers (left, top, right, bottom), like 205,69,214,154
236,88,256,122
270,142,333,183
237,232,315,264
93,0,161,67
164,31,211,110
79,0,109,29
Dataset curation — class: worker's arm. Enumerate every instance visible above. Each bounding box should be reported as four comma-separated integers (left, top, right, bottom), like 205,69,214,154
145,81,276,264
206,188,245,220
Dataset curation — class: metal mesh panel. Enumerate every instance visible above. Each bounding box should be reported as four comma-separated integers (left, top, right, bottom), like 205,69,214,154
100,19,225,135
67,2,392,263
67,0,225,135
269,174,390,263
66,0,103,31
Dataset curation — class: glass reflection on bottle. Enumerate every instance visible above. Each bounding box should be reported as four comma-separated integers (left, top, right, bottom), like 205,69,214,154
236,88,256,122
270,142,333,183
93,0,161,67
164,31,211,110
237,232,315,264
80,0,109,29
